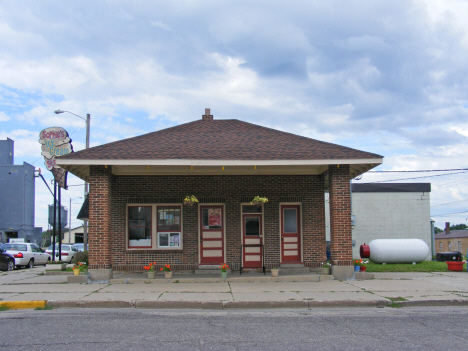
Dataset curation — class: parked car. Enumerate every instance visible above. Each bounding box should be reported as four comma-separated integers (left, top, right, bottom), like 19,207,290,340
73,243,84,252
0,243,51,269
45,244,78,263
0,248,15,271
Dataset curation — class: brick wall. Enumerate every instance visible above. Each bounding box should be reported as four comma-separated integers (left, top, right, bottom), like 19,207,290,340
88,167,327,271
436,237,468,255
88,166,112,269
328,165,353,266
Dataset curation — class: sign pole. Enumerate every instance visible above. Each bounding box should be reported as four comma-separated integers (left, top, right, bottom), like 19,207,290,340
58,186,62,260
52,180,57,261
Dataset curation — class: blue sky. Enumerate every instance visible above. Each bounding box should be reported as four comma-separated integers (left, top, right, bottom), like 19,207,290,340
1,0,467,230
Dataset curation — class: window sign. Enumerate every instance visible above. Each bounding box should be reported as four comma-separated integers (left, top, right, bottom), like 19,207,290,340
158,232,180,248
202,208,222,229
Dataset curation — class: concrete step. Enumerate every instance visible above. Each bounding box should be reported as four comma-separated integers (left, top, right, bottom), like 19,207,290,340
279,264,310,274
195,265,231,275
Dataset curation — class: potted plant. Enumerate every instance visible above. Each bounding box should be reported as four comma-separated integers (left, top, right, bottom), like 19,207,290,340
354,259,365,272
220,263,229,279
250,196,268,206
160,264,172,279
144,262,157,279
360,260,369,272
322,261,331,275
183,195,199,206
271,267,279,277
73,262,83,276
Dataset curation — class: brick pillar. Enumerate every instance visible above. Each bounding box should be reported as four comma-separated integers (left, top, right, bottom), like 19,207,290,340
328,165,353,279
88,165,113,281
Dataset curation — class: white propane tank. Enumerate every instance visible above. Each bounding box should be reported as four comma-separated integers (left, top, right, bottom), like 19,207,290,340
368,239,430,264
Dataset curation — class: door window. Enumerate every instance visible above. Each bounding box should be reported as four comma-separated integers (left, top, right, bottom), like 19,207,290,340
283,208,298,233
245,217,260,236
202,208,222,229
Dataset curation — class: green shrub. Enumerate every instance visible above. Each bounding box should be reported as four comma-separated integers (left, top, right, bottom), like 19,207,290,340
73,251,88,265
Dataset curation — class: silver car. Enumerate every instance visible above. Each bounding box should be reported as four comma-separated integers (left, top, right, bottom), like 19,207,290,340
0,243,51,269
45,244,78,263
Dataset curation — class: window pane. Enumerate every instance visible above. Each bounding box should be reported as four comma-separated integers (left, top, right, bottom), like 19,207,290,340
202,208,222,229
128,206,152,247
283,208,297,233
157,207,181,231
159,233,169,247
242,205,262,213
245,217,260,236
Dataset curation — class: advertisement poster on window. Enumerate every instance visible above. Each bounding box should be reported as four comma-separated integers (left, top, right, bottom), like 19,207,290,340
208,209,221,226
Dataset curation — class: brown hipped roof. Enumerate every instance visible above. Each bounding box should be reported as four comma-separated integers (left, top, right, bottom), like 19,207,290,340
58,118,382,161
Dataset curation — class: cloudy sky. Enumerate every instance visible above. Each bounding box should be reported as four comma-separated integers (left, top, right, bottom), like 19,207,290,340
1,0,467,231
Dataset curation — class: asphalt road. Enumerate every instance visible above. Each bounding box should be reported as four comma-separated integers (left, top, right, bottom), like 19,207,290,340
1,307,467,350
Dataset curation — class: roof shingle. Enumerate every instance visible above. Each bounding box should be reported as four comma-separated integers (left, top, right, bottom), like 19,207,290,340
59,119,382,161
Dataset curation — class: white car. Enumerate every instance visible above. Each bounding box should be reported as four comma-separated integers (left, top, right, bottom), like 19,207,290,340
0,243,51,269
45,244,78,263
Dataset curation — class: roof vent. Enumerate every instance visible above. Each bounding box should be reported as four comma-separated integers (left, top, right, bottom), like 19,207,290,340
202,108,213,120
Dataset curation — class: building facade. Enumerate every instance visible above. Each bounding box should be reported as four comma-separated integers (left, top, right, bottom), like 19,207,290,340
56,109,383,281
0,138,42,244
435,223,468,255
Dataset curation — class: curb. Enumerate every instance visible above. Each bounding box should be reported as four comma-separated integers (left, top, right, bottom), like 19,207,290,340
6,299,468,310
0,301,46,310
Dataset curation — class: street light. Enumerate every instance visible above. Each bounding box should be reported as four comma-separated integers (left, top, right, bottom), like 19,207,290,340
55,109,90,251
69,197,82,244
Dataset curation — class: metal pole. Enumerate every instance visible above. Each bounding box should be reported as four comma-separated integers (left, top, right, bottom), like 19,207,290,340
83,113,90,252
52,180,56,261
58,186,62,260
69,198,71,244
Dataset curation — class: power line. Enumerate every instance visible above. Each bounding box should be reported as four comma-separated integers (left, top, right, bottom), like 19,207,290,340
368,171,468,183
369,168,468,173
432,199,468,208
431,210,468,217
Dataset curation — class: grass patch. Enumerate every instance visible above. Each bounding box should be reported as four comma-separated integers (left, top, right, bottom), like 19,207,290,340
35,305,54,311
172,280,180,283
0,306,9,311
387,296,408,302
365,261,466,273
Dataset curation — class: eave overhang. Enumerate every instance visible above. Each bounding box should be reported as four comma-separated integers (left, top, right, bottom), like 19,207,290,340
56,158,383,182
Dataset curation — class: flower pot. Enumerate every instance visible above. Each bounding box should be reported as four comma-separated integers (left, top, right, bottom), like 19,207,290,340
271,269,279,277
164,271,173,279
73,268,80,276
322,267,331,275
360,266,367,272
446,261,464,271
148,271,155,279
354,265,361,272
221,271,228,279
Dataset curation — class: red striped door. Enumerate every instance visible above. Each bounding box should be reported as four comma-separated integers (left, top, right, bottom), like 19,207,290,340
199,206,225,265
281,205,301,263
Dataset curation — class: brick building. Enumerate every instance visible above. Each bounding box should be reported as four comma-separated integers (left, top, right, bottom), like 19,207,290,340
56,109,383,281
435,222,468,255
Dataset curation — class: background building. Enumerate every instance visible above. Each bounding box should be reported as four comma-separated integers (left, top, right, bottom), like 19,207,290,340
326,183,432,260
435,223,468,255
0,138,42,244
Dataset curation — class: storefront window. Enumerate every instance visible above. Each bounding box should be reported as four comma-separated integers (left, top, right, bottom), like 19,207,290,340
157,206,181,248
127,204,183,250
128,206,152,248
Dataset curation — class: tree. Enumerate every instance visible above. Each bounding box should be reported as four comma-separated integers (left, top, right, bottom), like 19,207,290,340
435,224,468,234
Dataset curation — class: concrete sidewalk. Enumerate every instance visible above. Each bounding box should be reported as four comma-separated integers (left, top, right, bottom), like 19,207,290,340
1,266,468,310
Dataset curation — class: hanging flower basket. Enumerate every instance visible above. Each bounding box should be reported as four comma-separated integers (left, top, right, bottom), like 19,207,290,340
250,196,268,206
183,195,199,206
